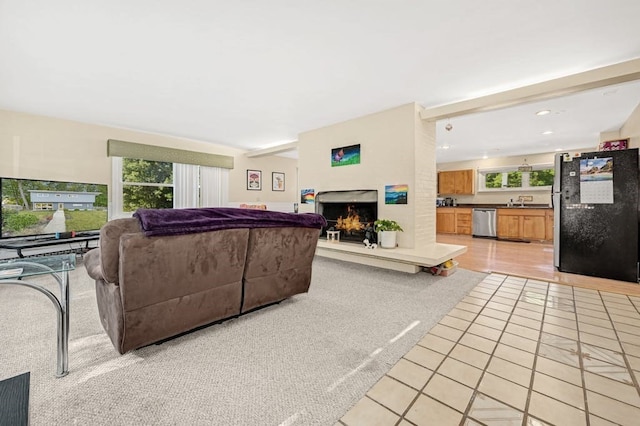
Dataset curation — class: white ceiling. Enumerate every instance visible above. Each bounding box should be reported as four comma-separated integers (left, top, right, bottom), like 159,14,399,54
435,79,640,163
1,1,640,163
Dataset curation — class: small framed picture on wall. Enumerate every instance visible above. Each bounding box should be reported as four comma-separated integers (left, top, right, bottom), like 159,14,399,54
272,172,285,191
247,169,262,190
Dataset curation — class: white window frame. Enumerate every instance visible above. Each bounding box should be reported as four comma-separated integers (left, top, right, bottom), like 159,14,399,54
111,157,229,218
477,163,554,193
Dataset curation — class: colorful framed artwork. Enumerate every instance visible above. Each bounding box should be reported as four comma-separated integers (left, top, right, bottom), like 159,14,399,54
331,144,361,167
246,169,262,190
598,139,629,151
272,172,285,191
385,184,408,204
301,189,315,204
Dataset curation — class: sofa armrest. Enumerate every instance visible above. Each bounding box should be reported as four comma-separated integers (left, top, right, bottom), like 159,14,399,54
99,218,141,283
84,248,108,283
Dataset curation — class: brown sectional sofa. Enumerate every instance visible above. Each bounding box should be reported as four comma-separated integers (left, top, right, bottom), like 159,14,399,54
84,208,325,354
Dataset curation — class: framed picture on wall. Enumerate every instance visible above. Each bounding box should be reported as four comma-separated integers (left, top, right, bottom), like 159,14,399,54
385,184,408,204
247,169,262,190
272,172,285,191
331,143,361,167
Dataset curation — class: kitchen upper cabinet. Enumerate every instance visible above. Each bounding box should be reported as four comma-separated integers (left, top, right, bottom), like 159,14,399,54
438,172,457,195
438,169,475,195
497,209,549,241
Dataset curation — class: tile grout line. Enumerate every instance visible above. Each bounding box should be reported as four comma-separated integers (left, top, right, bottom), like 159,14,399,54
456,275,531,424
393,274,507,425
596,290,640,405
569,283,591,426
516,278,553,426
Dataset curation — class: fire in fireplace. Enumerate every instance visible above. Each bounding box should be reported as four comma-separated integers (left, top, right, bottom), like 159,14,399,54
316,190,378,244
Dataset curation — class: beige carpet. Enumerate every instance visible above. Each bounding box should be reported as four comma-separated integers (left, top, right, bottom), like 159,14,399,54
0,256,487,425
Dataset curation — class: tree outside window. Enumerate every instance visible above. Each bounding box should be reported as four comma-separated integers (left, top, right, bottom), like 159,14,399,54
122,159,173,211
485,172,503,188
480,165,554,191
507,171,522,188
529,168,555,186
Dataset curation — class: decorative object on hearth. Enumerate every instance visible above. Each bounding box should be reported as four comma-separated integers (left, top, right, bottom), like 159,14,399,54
326,230,340,242
374,218,403,249
363,239,377,249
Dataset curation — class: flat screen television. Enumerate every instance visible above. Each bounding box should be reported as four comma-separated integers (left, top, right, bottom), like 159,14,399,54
0,177,108,239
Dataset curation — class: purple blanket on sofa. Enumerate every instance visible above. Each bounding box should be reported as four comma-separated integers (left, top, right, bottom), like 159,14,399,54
133,207,327,237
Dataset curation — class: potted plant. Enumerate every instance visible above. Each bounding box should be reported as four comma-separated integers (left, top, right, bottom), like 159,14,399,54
374,219,403,249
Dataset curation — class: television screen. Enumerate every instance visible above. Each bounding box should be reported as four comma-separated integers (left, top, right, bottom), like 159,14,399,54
1,177,108,239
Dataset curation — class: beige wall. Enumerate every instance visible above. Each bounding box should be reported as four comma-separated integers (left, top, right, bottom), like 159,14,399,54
298,103,436,248
621,102,640,148
231,154,298,205
0,109,296,206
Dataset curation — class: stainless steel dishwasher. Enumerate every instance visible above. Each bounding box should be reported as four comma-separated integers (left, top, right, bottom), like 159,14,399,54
472,208,497,238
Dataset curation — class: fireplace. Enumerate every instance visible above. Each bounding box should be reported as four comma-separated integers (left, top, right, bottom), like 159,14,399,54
316,190,378,244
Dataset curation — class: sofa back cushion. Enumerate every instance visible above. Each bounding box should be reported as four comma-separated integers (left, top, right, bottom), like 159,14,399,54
242,227,320,311
99,218,142,284
118,228,250,311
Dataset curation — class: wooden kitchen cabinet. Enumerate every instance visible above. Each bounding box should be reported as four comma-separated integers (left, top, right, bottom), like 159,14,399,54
497,209,550,241
437,169,475,195
497,214,520,239
522,215,546,240
436,207,472,235
436,208,456,234
455,208,472,235
545,210,554,241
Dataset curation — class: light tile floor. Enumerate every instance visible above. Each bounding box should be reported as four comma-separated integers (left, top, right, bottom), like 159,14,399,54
339,273,640,426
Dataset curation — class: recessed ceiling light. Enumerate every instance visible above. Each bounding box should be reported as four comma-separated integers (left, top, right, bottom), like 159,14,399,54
441,144,450,150
542,130,554,135
536,110,551,116
482,154,488,159
554,148,563,151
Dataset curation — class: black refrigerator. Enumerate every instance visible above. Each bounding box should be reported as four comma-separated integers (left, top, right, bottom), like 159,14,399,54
553,148,639,283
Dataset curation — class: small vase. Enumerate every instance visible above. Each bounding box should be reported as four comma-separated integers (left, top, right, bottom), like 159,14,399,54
379,231,397,249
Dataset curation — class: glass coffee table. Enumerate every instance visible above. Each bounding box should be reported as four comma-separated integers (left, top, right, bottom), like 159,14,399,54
0,254,75,377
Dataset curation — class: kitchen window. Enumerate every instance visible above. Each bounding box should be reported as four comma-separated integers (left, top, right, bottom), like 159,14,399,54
478,164,554,192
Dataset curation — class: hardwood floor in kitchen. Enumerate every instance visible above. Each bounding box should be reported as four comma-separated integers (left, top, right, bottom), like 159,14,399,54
436,234,640,296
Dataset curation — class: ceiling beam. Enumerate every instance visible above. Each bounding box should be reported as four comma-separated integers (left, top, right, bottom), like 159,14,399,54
245,141,298,158
420,57,640,121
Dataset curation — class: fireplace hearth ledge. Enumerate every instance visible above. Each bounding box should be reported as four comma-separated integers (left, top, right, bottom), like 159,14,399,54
315,241,467,274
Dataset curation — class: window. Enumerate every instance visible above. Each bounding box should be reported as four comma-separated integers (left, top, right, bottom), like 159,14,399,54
529,169,555,187
478,164,554,192
122,158,174,210
111,157,229,217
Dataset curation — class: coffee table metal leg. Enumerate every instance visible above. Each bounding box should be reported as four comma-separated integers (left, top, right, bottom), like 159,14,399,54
1,267,70,377
58,266,70,377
